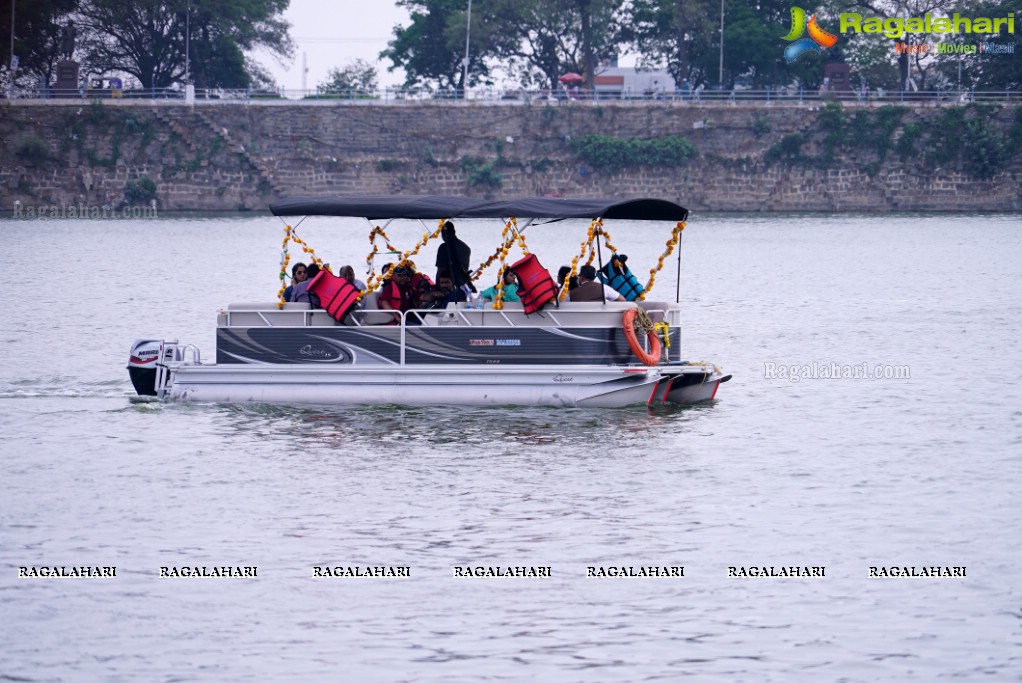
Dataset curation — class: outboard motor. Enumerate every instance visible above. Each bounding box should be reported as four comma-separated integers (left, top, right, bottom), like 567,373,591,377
127,339,163,396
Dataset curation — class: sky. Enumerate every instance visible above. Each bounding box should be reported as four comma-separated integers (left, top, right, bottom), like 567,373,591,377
257,0,412,91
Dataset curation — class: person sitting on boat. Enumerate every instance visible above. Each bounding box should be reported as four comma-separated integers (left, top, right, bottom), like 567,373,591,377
480,269,520,303
408,265,434,298
569,264,625,302
377,265,415,324
289,263,322,307
436,221,475,294
337,264,366,291
283,262,308,302
557,265,579,293
420,268,468,310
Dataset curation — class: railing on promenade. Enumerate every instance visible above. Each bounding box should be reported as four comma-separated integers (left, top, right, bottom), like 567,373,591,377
5,85,1020,107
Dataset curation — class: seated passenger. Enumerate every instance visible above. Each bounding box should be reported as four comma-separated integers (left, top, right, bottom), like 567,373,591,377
420,269,468,310
557,265,579,295
480,269,520,303
569,264,625,302
290,263,322,307
283,262,307,302
377,265,415,324
408,265,434,298
337,265,366,291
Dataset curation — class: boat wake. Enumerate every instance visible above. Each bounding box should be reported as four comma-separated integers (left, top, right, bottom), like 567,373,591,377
0,377,131,400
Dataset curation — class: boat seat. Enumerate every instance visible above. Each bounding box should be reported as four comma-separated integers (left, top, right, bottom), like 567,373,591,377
220,302,337,327
352,290,397,326
221,302,304,327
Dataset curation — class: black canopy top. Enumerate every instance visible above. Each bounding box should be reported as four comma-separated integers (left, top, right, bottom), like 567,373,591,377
269,196,688,222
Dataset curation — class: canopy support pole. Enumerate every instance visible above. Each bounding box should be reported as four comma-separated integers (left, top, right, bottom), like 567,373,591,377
675,230,683,304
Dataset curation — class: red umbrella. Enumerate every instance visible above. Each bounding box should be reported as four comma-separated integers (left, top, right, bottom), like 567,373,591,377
558,72,584,84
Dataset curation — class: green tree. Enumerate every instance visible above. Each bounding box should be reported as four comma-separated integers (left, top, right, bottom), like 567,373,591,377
382,0,623,91
626,0,822,89
837,0,959,91
320,58,378,92
936,0,1022,90
497,0,622,90
76,0,293,89
625,0,717,85
0,0,76,85
382,0,502,90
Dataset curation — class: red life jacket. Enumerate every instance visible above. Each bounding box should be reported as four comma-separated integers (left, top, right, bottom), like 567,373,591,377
509,254,558,315
378,279,414,312
308,270,362,322
409,272,434,295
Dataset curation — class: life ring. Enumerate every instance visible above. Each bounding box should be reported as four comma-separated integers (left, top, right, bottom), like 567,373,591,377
622,308,662,366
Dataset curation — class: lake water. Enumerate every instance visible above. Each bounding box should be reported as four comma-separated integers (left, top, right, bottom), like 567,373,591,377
0,212,1019,682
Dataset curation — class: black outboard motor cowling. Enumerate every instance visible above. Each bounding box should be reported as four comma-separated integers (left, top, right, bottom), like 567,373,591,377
127,339,163,396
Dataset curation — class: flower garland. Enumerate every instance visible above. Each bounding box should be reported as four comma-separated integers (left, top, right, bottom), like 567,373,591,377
276,224,293,308
559,218,603,301
640,221,685,300
654,321,671,350
359,219,445,300
471,227,517,282
276,224,335,308
292,228,329,272
361,225,401,295
491,218,529,310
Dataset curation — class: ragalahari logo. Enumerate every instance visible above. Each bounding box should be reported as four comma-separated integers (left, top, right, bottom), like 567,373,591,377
782,7,838,62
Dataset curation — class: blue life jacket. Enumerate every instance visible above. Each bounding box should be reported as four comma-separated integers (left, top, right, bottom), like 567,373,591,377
599,263,644,301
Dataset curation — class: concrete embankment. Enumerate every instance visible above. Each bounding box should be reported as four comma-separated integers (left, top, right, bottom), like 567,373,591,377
1,100,1020,212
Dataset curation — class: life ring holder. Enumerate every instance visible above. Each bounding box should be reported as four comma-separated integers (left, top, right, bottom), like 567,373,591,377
622,308,662,366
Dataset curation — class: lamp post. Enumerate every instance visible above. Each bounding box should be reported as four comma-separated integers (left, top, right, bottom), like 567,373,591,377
718,0,724,87
9,0,14,70
462,0,472,99
185,0,190,85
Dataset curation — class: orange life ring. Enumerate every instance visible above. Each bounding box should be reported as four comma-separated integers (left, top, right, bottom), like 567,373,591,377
622,308,662,366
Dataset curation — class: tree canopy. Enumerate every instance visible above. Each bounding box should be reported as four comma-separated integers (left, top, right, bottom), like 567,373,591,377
381,0,1022,92
77,0,293,89
0,0,76,85
320,58,379,92
0,0,292,90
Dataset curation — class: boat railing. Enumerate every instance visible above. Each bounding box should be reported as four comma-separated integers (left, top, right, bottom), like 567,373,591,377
400,301,677,328
220,301,679,330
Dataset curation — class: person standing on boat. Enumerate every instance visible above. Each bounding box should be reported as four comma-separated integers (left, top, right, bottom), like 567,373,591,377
378,265,415,324
436,221,475,294
569,265,625,302
283,262,308,301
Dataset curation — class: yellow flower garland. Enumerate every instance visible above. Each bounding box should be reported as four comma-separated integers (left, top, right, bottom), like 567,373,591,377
276,224,342,308
488,218,534,310
641,221,685,300
276,224,293,308
560,218,603,300
359,219,446,301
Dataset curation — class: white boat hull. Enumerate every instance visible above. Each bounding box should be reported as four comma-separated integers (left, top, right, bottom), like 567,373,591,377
164,364,674,408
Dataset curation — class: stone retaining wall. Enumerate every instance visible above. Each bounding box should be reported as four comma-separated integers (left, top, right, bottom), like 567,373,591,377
1,102,1019,212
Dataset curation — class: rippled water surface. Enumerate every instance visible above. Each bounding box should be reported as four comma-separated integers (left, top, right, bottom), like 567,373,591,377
1,213,1020,682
